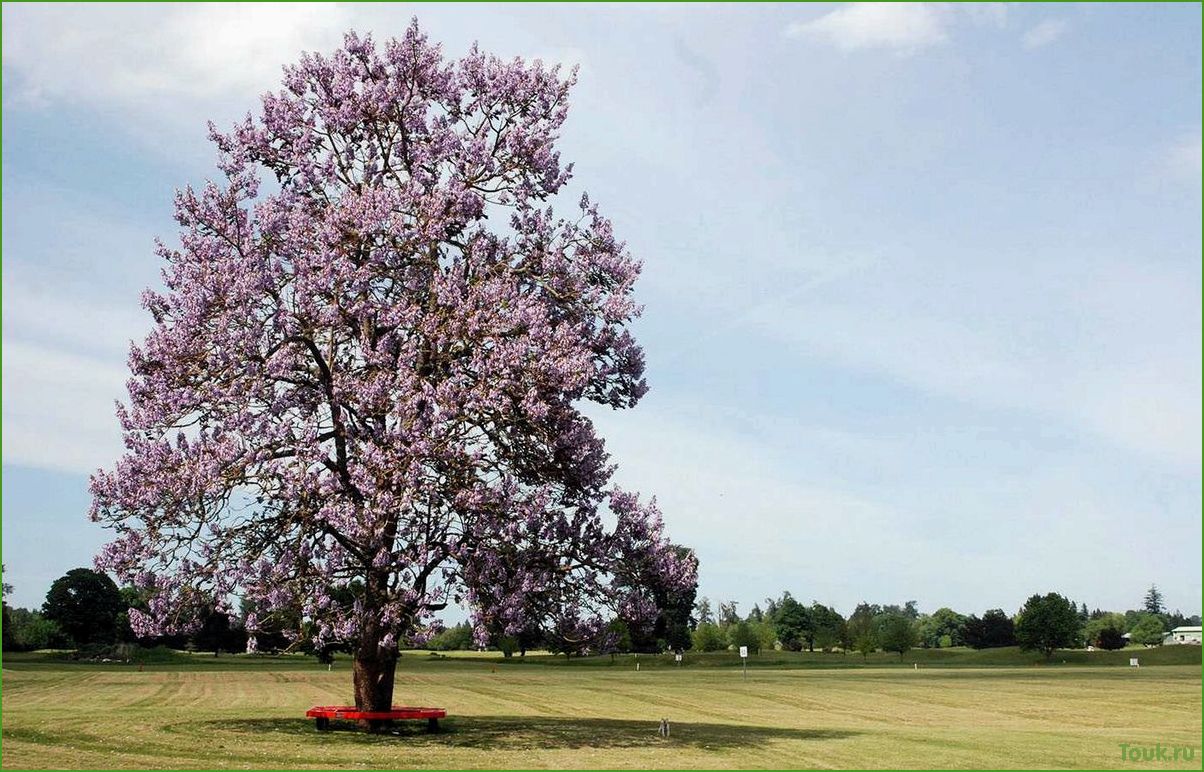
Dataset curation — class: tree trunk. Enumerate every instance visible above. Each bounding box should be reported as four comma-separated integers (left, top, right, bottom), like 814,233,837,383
353,645,399,731
352,565,399,730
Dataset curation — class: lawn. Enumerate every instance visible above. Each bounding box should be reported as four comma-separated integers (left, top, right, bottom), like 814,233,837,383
2,651,1200,769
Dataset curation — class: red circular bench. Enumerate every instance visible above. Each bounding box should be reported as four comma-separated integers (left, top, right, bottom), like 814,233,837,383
305,705,447,731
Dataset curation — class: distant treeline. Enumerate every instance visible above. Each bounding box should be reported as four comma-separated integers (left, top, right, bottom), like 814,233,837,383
3,564,1198,663
413,586,1200,661
680,586,1198,660
0,561,696,660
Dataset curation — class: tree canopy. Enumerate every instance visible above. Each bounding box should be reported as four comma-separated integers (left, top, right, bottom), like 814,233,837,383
1014,593,1080,659
771,593,812,651
918,607,966,648
1128,613,1167,646
41,568,123,646
962,609,1016,649
88,23,693,712
876,612,918,659
1143,585,1165,615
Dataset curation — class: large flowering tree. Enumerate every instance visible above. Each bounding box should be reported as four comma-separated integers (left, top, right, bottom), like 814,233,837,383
90,23,695,716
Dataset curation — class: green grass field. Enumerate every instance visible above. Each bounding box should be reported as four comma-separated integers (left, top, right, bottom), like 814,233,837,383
2,649,1200,769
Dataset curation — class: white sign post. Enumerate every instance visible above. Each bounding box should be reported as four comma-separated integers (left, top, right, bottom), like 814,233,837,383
1130,657,1140,668
739,645,748,680
675,652,682,666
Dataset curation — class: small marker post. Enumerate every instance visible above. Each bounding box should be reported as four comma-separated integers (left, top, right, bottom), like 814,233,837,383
739,645,748,680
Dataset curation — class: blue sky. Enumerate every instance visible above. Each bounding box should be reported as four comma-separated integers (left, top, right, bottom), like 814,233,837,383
3,3,1200,620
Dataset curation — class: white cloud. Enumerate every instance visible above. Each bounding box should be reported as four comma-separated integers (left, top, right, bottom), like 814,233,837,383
3,270,149,360
958,3,1010,29
1,5,593,160
2,341,127,476
2,3,350,122
586,402,936,609
784,3,1010,54
1022,18,1069,49
0,5,592,118
717,250,1203,472
785,3,949,53
637,202,1201,474
2,270,147,475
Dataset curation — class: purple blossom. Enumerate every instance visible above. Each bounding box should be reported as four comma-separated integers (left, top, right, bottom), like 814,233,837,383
89,22,693,706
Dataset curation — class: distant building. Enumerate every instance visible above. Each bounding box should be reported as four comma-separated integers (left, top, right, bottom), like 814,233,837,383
1163,626,1202,645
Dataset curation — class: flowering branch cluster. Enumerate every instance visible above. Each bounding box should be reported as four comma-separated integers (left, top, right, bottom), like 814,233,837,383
90,23,695,654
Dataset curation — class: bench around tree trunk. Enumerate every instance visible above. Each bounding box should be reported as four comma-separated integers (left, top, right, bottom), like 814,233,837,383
305,705,446,732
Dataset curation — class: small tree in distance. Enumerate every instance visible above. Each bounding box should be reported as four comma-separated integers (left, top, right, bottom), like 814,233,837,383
41,568,124,647
1083,612,1127,650
1014,593,1081,660
5,608,71,651
810,602,844,652
1095,625,1127,651
772,593,813,651
962,609,1016,649
1143,585,1166,615
919,607,967,648
877,613,918,659
854,630,877,658
691,621,726,652
1128,613,1167,646
429,622,474,652
847,602,878,658
755,620,778,652
729,620,760,655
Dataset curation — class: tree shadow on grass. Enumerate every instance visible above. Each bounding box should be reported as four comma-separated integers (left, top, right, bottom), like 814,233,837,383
205,716,860,751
